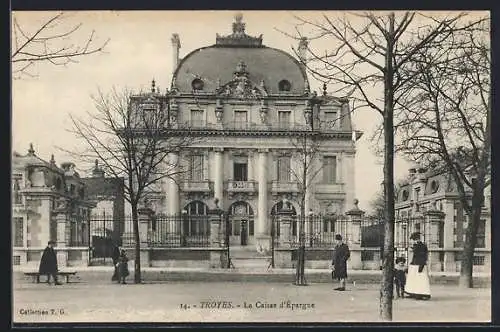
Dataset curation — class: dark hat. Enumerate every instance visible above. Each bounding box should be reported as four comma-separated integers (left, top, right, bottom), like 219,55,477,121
410,232,421,240
48,240,55,245
335,234,343,240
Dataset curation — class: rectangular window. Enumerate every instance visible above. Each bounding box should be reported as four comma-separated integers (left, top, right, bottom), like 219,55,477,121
190,110,204,127
476,219,486,248
473,256,485,266
322,156,337,183
323,111,337,130
233,161,248,181
189,155,204,181
277,156,291,182
13,217,23,247
278,111,291,128
13,178,22,204
234,110,248,129
142,107,157,127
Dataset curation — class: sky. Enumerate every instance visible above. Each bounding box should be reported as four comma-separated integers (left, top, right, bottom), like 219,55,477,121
12,10,483,212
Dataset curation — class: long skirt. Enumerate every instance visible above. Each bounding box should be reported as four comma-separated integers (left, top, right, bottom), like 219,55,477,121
405,264,431,299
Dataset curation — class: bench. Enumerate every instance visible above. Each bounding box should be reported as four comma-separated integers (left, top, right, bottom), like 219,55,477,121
24,271,78,284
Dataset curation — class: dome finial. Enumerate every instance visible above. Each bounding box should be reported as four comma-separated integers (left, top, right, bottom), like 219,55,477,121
151,79,156,93
50,154,56,164
233,13,246,34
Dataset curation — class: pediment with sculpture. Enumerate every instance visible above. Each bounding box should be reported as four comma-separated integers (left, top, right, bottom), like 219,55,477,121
215,60,268,100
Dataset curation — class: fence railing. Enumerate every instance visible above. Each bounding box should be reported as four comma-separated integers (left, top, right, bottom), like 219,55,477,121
148,215,211,247
271,215,437,250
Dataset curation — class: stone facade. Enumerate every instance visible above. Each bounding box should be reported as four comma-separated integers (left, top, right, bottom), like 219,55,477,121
128,15,362,255
12,145,94,268
395,165,491,274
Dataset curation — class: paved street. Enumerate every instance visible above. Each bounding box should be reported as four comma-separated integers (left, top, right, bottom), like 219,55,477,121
13,277,490,323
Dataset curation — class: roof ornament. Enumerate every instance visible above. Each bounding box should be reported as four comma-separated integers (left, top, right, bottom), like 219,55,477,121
151,79,156,93
216,13,263,47
28,143,35,155
50,154,56,165
323,82,327,96
233,13,245,35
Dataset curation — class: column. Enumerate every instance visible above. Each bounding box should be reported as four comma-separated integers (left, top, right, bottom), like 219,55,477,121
55,206,68,268
166,152,180,232
343,153,355,213
214,148,224,202
256,149,271,252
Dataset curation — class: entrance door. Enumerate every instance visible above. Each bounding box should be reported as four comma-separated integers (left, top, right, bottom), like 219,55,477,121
240,219,248,245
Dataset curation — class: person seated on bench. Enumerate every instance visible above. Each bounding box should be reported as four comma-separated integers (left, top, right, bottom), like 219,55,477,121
39,240,62,286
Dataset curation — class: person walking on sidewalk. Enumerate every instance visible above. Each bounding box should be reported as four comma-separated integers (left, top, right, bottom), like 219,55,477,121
405,232,431,300
331,234,350,291
39,240,62,285
117,249,129,284
111,244,120,282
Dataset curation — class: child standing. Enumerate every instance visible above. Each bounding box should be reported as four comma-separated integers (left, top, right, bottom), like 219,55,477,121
394,256,408,298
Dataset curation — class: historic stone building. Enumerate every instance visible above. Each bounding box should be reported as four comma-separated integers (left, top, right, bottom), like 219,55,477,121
12,145,94,267
394,165,491,273
130,14,362,253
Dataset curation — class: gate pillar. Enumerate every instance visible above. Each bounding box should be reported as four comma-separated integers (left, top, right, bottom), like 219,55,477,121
345,199,364,270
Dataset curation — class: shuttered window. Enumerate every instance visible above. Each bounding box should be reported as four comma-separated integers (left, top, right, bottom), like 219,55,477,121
189,155,204,181
322,156,337,183
277,156,291,182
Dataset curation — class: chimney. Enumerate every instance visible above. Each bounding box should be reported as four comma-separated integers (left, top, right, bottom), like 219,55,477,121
171,33,181,72
298,37,308,66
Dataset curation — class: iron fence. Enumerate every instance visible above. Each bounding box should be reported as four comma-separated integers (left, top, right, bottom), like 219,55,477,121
271,214,439,251
148,214,211,247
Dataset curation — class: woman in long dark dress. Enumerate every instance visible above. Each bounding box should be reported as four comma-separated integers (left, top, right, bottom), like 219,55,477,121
117,249,129,284
111,245,120,282
405,232,431,300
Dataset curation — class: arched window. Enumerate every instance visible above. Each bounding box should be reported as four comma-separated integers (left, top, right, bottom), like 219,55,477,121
183,201,209,236
278,79,291,92
227,201,254,236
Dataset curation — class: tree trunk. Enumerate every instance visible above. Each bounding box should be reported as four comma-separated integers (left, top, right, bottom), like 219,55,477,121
131,204,141,284
380,13,395,322
459,181,484,288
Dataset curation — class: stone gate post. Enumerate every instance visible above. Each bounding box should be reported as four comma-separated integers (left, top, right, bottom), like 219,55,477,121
345,199,364,270
137,207,154,267
208,199,225,268
424,207,445,272
54,199,69,268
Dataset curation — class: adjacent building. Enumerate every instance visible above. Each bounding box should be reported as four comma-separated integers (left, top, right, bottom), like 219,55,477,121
394,165,491,273
12,145,94,267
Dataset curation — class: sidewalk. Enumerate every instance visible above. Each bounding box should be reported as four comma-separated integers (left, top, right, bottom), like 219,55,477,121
13,266,491,286
13,281,491,323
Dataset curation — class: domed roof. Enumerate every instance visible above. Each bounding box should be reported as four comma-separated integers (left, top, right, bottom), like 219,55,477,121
172,15,308,95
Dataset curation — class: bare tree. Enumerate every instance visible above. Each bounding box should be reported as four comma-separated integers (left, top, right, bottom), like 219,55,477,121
12,12,109,79
284,11,470,320
65,86,193,283
287,121,323,285
395,16,490,288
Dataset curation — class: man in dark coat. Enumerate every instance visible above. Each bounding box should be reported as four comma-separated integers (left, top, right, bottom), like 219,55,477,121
111,244,120,282
331,234,350,291
39,241,61,285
